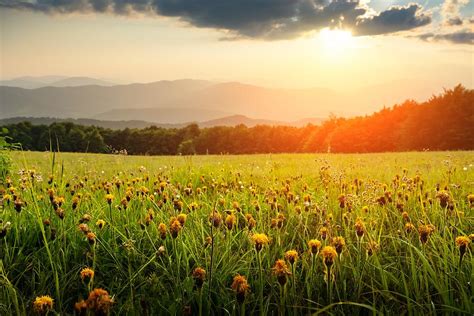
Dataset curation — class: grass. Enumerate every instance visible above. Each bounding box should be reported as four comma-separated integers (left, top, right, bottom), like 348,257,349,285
1,151,473,315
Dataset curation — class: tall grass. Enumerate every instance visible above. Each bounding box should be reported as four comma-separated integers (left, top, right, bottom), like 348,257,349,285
1,151,473,315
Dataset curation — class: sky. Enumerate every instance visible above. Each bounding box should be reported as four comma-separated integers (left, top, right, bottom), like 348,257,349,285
0,0,473,90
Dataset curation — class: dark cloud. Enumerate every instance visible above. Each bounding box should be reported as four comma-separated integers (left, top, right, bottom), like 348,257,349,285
417,30,474,45
353,4,431,36
0,0,432,39
446,17,463,26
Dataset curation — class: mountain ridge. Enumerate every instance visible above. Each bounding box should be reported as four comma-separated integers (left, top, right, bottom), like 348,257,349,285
0,115,325,129
1,78,468,123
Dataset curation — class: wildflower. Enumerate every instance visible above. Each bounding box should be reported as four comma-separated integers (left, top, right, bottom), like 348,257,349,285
225,213,236,230
455,236,470,262
74,300,87,314
232,201,241,212
468,194,474,207
436,190,450,208
319,227,328,240
157,245,166,256
284,250,299,265
177,213,187,226
0,222,11,238
55,207,65,220
159,181,167,192
231,274,250,304
86,288,114,315
14,199,23,212
33,295,54,314
355,218,365,238
80,214,91,223
105,194,114,205
192,267,206,288
209,211,222,228
72,196,80,210
87,232,96,244
78,223,90,234
332,236,345,254
321,246,338,267
204,236,212,247
52,196,64,210
245,213,256,230
251,233,269,252
402,211,410,222
189,202,198,211
173,200,183,211
96,219,106,229
418,224,435,244
170,219,182,238
338,194,346,208
158,223,167,239
272,259,292,286
405,222,415,233
376,195,386,206
276,213,285,229
367,241,379,256
2,194,12,204
80,267,94,282
308,239,321,255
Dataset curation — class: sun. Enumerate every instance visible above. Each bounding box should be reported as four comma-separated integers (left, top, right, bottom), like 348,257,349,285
318,28,354,55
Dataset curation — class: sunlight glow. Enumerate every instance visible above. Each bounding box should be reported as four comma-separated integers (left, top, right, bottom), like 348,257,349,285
319,28,354,52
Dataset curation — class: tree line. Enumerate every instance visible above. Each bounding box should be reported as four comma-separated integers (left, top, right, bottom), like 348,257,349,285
2,85,473,154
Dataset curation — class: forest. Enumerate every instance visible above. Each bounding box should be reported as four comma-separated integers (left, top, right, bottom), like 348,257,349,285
2,85,473,154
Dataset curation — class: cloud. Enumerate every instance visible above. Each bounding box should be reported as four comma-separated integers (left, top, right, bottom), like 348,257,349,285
417,30,474,44
353,3,431,36
441,0,469,26
446,17,463,26
0,0,433,39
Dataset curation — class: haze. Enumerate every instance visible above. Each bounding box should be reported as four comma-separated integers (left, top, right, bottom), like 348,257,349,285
1,0,473,118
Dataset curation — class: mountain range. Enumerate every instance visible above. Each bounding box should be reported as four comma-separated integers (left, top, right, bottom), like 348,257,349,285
0,76,467,124
0,76,115,89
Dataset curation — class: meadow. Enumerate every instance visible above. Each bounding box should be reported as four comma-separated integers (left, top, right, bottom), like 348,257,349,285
1,151,473,315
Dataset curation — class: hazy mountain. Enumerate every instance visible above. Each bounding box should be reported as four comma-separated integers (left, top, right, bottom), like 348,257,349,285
0,76,114,89
95,107,229,124
0,78,466,122
49,77,115,87
0,117,178,129
0,76,67,89
0,115,326,129
198,115,325,127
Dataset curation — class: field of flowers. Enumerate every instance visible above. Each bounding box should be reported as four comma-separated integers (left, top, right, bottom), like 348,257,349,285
1,151,473,315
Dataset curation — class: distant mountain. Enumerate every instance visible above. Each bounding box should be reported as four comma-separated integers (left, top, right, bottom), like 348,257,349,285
95,107,229,124
49,77,115,87
0,115,326,129
199,115,324,127
0,78,468,123
0,76,114,89
199,115,283,127
0,76,67,89
0,117,179,129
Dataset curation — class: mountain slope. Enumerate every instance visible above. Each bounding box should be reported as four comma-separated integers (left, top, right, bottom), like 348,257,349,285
0,78,467,122
49,77,115,87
